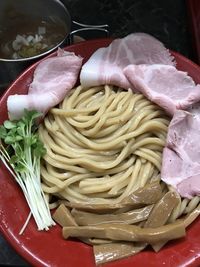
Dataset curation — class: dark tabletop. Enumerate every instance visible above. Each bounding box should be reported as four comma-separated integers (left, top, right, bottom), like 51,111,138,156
0,0,195,266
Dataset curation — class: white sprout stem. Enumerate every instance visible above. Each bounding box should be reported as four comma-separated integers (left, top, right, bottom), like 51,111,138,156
23,153,55,227
19,212,32,235
0,147,55,233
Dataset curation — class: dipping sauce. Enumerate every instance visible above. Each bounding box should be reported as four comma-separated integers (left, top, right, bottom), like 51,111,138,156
0,16,67,59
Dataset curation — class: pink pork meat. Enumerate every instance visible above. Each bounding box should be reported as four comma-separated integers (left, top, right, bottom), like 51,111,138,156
7,49,83,120
80,33,175,90
124,64,200,116
161,109,200,199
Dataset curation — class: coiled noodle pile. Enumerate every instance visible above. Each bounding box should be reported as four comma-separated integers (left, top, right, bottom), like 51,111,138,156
39,85,169,204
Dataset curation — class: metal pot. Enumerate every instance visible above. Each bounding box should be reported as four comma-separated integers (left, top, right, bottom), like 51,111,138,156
0,0,109,91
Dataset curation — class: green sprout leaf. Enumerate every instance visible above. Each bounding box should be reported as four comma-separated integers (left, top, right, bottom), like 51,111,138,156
0,126,7,139
0,110,54,232
4,120,16,129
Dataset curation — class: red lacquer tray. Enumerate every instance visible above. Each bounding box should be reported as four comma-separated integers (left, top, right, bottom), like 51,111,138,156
1,39,200,267
186,0,200,64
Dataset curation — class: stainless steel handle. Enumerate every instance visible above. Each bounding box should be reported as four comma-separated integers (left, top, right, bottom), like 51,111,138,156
72,20,109,29
68,20,109,44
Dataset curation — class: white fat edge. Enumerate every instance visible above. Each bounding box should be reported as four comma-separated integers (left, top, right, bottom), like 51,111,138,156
57,48,77,58
7,94,30,120
80,47,107,87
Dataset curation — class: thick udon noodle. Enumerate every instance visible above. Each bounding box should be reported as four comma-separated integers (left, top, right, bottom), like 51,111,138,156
38,85,200,263
39,85,168,203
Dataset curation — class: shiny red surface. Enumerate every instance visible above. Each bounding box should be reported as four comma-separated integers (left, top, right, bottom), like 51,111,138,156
1,39,200,267
186,0,200,64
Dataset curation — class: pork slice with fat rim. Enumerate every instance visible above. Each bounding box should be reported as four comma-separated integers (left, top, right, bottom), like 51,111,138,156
161,109,200,198
124,64,200,115
7,49,83,120
28,49,82,96
80,32,175,90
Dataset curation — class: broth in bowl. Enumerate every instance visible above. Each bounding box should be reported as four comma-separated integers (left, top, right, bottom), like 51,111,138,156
0,0,71,90
0,15,66,60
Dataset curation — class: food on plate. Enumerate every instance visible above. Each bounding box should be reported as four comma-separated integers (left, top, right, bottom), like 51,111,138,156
2,32,200,265
62,221,185,244
124,64,200,115
0,17,66,59
80,32,175,89
162,109,200,199
7,49,83,120
93,242,147,265
70,204,154,225
0,110,54,232
60,181,163,210
38,84,189,264
53,203,77,227
39,85,169,205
